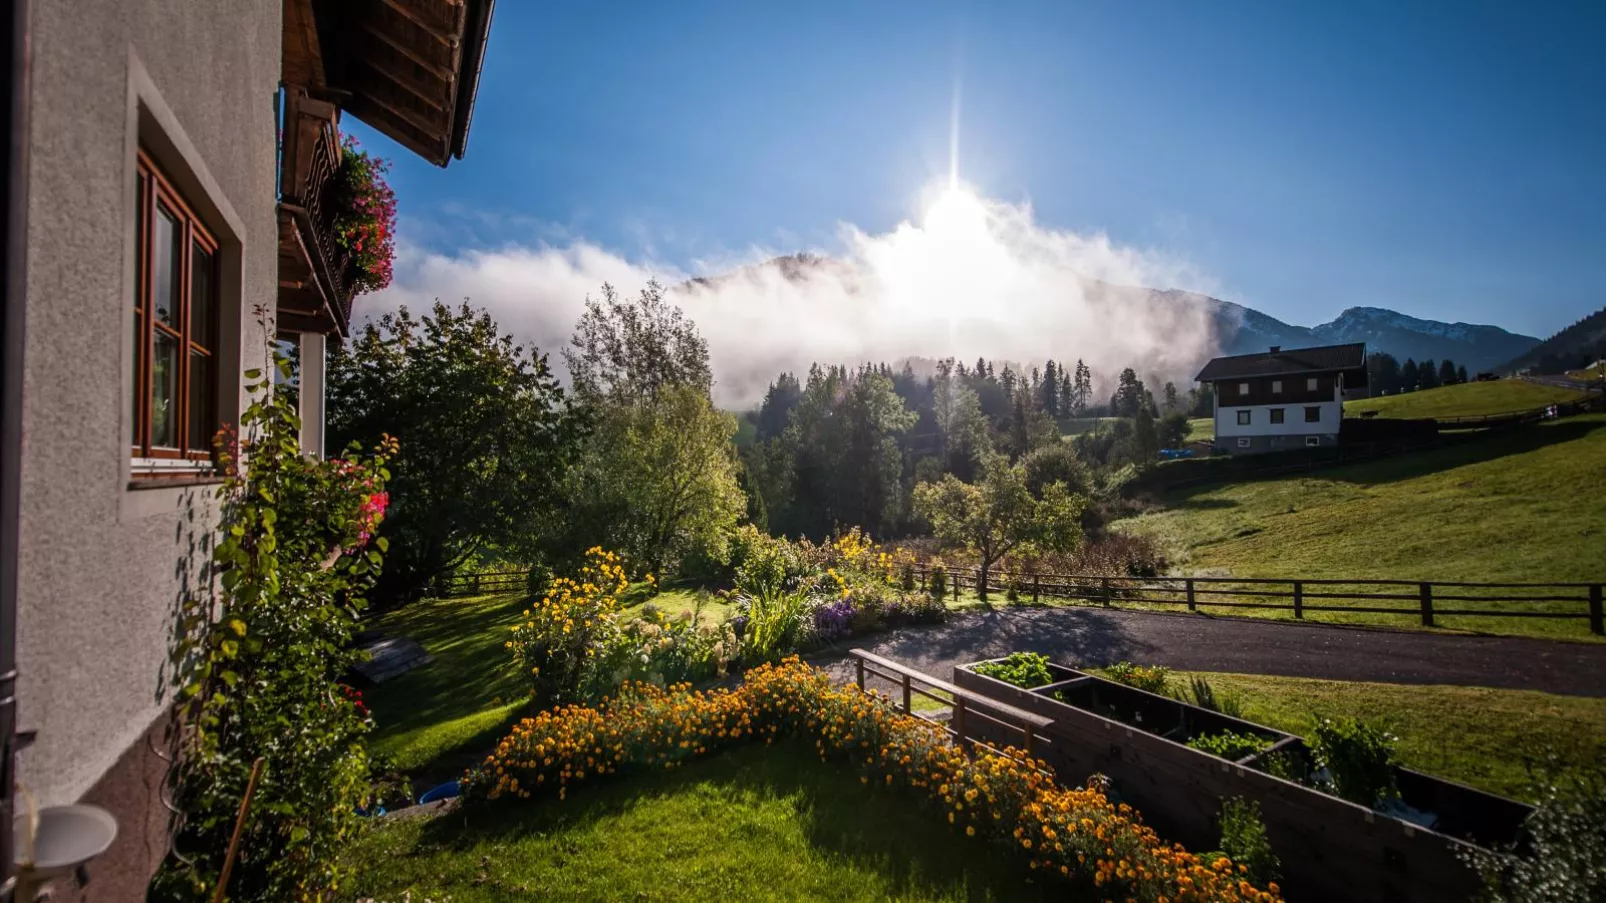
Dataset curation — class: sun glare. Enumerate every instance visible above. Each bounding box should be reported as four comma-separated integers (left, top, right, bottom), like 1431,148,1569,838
922,184,990,244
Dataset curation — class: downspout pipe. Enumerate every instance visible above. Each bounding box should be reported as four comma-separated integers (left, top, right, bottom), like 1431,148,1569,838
0,0,32,897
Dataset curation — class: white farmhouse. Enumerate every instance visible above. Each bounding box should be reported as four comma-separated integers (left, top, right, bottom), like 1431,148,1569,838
1196,343,1369,454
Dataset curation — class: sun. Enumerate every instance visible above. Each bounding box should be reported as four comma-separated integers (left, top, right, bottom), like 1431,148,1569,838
922,183,990,245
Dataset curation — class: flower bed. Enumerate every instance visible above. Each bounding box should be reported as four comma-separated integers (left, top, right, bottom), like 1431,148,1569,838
464,657,1282,902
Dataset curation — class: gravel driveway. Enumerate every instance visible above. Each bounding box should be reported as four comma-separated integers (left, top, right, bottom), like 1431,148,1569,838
813,606,1606,697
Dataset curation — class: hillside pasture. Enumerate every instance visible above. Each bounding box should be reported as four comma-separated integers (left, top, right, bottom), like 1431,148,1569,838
1344,379,1582,421
1116,415,1606,638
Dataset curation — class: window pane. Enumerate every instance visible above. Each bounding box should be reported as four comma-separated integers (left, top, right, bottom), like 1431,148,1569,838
190,243,213,348
153,205,181,326
151,332,178,447
188,351,212,453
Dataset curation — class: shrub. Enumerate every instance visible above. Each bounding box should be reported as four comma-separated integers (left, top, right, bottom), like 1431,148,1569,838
1309,716,1398,806
1104,662,1171,695
973,652,1055,689
525,560,554,598
1216,798,1281,887
505,548,630,709
1463,763,1606,902
464,658,1283,902
1187,731,1272,762
899,561,919,592
154,360,394,902
734,533,795,598
928,562,949,600
1005,576,1022,603
885,590,947,626
1185,677,1245,719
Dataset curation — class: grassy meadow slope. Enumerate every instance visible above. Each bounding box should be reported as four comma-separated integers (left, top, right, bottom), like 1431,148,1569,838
1344,379,1582,420
1117,415,1606,636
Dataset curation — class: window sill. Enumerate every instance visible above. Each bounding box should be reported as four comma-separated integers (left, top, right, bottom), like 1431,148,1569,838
127,475,224,491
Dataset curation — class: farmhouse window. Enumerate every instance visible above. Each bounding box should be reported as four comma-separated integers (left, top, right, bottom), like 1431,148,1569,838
1304,406,1320,423
1237,438,1251,448
1238,382,1250,396
1306,377,1318,391
1271,380,1282,393
132,151,219,463
1236,410,1251,425
1270,408,1285,424
1305,436,1321,447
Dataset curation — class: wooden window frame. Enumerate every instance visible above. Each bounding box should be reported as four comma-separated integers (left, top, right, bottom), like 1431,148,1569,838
1304,406,1321,423
1238,382,1250,396
1269,408,1285,424
1271,379,1282,393
1306,377,1319,392
1236,410,1251,425
131,150,220,466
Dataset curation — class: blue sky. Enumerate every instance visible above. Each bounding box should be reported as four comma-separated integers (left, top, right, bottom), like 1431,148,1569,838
351,0,1605,340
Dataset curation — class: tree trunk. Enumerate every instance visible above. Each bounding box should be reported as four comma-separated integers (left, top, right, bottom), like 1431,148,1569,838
978,559,990,602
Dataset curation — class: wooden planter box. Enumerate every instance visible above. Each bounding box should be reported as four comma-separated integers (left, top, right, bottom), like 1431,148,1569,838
954,660,1533,903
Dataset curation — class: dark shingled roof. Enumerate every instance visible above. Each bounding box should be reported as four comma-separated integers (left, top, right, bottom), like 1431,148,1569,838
1195,343,1367,382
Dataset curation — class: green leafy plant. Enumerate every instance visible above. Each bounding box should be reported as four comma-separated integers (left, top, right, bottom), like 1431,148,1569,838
1463,759,1606,902
1254,750,1312,786
1187,730,1273,762
973,652,1055,689
1103,661,1172,695
1309,716,1399,806
1214,798,1281,887
1185,676,1244,719
739,585,812,663
154,355,394,902
927,561,948,600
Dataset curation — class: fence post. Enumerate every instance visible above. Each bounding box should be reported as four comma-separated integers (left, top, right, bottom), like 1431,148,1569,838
1293,581,1303,620
1186,578,1196,612
1590,585,1604,636
1033,574,1041,604
952,695,968,753
952,571,960,601
1419,583,1434,627
1101,576,1111,608
901,672,912,714
855,656,865,692
472,573,481,595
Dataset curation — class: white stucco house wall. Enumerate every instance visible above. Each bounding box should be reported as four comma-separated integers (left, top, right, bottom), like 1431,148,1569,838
0,1,493,898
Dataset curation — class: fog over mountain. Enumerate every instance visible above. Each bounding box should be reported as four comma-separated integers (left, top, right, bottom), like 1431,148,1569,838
371,188,1539,408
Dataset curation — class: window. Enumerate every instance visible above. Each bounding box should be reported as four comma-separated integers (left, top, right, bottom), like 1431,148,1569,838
1236,410,1251,425
1238,382,1250,396
1271,380,1282,393
132,151,219,464
1305,436,1321,447
1304,406,1321,423
1270,408,1285,424
1237,438,1251,448
1306,377,1318,392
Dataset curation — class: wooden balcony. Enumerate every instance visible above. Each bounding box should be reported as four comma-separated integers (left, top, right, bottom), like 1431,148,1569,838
276,90,352,337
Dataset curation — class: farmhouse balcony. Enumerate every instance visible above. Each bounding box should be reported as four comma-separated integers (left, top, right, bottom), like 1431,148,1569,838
276,89,353,337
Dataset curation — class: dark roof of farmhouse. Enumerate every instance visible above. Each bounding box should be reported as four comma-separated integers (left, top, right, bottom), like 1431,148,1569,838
1195,343,1367,382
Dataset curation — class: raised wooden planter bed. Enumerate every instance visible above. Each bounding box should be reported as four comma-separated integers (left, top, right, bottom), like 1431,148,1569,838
954,659,1533,903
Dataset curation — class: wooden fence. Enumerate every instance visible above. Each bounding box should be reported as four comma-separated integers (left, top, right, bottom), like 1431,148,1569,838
441,568,527,597
848,649,1051,762
909,565,1606,635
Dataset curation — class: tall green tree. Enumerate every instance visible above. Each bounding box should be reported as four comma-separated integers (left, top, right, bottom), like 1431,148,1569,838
1133,405,1160,466
327,301,580,604
1110,367,1148,417
560,283,744,572
1041,359,1061,417
913,455,1084,601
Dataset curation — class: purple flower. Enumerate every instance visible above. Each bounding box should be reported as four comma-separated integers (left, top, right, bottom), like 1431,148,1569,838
813,599,855,642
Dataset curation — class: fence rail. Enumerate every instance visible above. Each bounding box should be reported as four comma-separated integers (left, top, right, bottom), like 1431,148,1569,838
909,565,1605,635
441,569,527,597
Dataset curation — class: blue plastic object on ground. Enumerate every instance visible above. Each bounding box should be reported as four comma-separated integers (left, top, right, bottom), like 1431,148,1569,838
418,780,460,804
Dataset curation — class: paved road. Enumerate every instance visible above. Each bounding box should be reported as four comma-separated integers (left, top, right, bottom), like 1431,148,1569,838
814,607,1606,698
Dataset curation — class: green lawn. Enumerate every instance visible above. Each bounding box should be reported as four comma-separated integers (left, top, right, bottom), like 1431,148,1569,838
341,741,1051,903
1057,416,1120,436
1185,417,1213,443
1116,415,1606,637
1168,671,1606,803
622,584,734,623
1344,379,1582,420
364,592,532,775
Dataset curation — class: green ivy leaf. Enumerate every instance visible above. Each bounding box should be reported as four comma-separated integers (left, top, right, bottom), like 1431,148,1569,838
227,618,248,636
